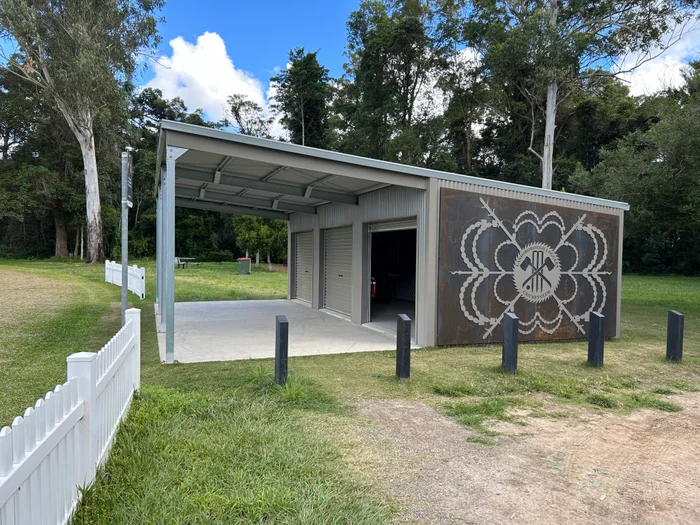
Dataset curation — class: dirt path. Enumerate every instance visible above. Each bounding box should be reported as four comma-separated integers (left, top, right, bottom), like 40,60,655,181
350,394,700,525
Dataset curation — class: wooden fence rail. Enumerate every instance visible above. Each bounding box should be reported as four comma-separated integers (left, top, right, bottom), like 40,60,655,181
0,308,141,525
105,261,146,299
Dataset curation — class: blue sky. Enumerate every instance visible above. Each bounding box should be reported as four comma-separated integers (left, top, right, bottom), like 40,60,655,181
143,0,358,83
142,0,360,125
142,0,700,127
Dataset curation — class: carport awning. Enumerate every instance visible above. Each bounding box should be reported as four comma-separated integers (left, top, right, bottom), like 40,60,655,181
156,120,430,220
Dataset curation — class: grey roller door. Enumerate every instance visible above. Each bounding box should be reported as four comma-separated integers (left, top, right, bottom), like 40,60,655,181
295,232,313,303
324,227,353,316
369,218,417,233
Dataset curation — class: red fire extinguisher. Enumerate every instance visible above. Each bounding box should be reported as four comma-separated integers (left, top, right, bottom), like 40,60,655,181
370,277,377,299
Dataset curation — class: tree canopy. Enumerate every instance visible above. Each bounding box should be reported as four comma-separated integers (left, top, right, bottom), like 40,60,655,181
1,0,699,274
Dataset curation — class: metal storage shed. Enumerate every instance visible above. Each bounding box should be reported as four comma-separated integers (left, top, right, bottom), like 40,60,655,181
155,120,629,363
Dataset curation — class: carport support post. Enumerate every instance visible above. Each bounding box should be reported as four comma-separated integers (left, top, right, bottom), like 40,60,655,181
502,312,518,374
587,312,605,368
396,314,411,379
164,146,187,363
164,159,174,362
666,310,684,363
275,315,289,385
155,185,162,316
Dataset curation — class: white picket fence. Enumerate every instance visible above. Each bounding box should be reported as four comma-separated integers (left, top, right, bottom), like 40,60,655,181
0,309,141,525
105,260,146,299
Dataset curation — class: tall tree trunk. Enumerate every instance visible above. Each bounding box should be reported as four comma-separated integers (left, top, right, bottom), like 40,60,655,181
73,226,80,257
78,131,104,262
267,252,272,272
465,120,472,173
58,104,104,263
80,225,84,260
542,82,557,189
2,128,9,160
53,203,69,257
255,251,260,267
542,0,559,190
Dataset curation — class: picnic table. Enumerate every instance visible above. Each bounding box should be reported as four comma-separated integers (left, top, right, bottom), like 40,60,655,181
176,257,200,269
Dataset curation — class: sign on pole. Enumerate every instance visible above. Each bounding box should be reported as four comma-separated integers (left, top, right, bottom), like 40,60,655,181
121,151,131,325
126,153,134,209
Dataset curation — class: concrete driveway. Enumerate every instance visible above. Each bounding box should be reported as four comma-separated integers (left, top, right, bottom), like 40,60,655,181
156,299,398,363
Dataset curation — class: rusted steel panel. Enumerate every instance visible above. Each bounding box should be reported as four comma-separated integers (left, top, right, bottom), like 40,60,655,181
438,188,619,345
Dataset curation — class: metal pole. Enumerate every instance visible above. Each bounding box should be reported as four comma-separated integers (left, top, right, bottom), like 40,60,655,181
121,151,128,325
396,314,411,379
666,310,684,363
587,312,605,368
502,312,519,374
165,149,177,363
155,184,162,317
275,315,289,385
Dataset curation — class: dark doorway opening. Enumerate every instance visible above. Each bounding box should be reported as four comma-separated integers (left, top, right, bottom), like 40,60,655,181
369,228,416,339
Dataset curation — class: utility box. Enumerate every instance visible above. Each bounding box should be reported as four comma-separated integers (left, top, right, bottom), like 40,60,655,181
237,257,251,275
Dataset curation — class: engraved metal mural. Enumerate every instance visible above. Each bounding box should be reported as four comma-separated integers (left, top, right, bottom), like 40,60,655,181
438,189,619,345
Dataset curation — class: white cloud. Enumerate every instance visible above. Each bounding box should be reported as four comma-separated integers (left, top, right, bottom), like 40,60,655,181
147,32,267,122
616,27,700,96
266,79,287,140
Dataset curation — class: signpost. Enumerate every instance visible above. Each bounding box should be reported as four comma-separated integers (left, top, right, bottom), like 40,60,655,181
121,151,133,325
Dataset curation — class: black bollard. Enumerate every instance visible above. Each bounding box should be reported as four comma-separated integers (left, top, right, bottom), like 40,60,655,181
502,312,519,374
666,310,684,363
587,312,605,368
396,314,411,379
275,315,289,384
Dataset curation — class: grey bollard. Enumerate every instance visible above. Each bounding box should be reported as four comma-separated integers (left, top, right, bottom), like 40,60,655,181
588,312,605,368
502,312,518,374
275,315,289,384
666,310,684,363
396,314,411,379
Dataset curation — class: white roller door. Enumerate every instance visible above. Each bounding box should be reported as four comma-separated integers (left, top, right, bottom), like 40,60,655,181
294,232,313,303
324,227,353,316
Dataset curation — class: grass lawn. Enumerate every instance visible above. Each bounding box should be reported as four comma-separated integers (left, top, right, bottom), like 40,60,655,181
1,259,699,523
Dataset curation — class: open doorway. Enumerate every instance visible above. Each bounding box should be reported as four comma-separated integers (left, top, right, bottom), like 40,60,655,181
368,227,417,340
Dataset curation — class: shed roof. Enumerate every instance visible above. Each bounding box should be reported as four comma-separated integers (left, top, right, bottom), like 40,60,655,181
157,120,630,217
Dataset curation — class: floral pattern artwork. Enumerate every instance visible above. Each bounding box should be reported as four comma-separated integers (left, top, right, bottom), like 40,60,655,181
437,189,619,345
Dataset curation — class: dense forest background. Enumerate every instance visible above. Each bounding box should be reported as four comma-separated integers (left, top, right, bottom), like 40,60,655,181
1,0,699,273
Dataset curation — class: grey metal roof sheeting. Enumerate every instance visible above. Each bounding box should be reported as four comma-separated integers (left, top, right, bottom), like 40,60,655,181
157,119,630,213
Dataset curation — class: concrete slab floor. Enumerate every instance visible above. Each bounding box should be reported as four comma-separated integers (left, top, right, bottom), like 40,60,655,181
157,299,399,363
366,299,416,340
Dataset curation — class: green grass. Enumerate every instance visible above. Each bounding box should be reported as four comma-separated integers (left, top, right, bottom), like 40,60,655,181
445,397,528,433
1,262,700,523
145,260,288,302
1,259,388,524
73,382,387,525
0,259,287,426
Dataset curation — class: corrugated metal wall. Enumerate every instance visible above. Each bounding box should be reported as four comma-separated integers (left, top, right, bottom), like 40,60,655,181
288,178,624,347
289,186,426,232
437,179,625,218
289,185,429,342
436,178,625,344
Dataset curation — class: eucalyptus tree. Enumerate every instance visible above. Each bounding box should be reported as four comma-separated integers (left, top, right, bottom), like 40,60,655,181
271,48,333,148
439,51,487,173
225,94,273,138
338,0,453,162
0,0,163,262
0,65,37,160
467,0,699,189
